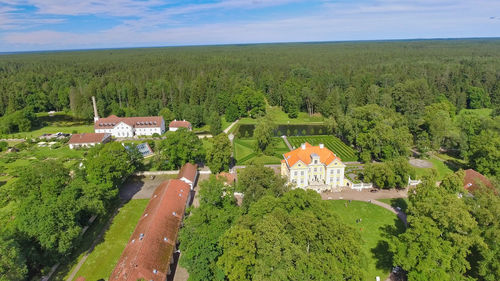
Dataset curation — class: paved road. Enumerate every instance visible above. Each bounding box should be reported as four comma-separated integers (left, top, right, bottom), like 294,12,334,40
223,119,239,134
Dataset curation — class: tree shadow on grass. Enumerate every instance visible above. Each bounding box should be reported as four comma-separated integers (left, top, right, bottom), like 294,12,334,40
371,217,406,271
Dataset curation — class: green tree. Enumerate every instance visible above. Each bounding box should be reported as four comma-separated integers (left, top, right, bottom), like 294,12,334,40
158,107,175,124
468,130,500,177
14,161,82,257
179,177,240,281
467,86,491,109
392,181,479,280
206,133,232,173
158,128,205,169
209,111,222,136
0,237,27,281
218,225,256,281
237,165,288,209
253,116,275,154
219,189,365,281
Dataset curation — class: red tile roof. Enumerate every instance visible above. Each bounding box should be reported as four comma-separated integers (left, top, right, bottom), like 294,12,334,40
110,179,190,281
75,277,85,281
95,116,163,129
68,133,110,144
464,169,494,193
178,163,198,183
283,142,341,167
169,120,191,128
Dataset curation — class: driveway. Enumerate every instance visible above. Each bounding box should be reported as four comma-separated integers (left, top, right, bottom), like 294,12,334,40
119,174,178,200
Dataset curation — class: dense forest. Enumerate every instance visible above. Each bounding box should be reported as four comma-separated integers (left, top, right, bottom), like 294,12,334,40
1,39,498,174
1,39,499,121
0,40,500,280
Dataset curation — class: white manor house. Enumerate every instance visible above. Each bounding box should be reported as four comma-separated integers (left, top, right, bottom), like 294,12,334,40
281,142,345,191
92,96,165,137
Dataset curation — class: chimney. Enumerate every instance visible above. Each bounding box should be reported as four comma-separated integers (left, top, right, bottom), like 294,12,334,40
319,143,324,149
91,96,99,122
301,143,306,150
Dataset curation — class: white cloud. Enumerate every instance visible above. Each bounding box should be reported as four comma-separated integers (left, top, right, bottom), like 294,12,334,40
0,0,499,51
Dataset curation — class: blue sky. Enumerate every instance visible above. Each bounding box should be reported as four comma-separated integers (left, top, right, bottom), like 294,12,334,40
0,0,499,52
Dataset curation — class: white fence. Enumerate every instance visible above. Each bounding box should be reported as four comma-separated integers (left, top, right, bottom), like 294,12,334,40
352,182,373,191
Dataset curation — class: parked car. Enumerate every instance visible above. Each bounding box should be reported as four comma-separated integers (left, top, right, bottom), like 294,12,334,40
370,189,379,193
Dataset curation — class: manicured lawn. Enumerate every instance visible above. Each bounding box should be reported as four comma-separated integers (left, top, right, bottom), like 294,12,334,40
233,138,285,165
414,158,454,180
328,200,405,280
3,124,94,139
68,199,149,281
287,135,358,161
239,106,324,125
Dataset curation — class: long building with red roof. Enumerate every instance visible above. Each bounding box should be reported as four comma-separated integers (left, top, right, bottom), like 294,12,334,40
109,179,190,281
95,115,165,137
281,142,345,190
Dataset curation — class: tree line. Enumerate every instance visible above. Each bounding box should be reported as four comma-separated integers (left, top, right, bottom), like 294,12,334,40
0,142,142,279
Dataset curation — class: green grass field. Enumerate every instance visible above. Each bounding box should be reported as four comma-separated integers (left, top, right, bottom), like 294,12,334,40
328,200,405,280
414,157,454,180
238,106,324,125
3,124,94,139
233,138,287,165
287,135,358,162
67,199,149,281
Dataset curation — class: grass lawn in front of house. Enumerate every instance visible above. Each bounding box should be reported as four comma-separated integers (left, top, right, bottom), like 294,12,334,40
328,200,405,281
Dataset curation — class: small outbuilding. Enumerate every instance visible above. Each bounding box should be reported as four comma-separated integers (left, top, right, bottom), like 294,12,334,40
464,169,494,193
169,119,192,131
68,133,111,149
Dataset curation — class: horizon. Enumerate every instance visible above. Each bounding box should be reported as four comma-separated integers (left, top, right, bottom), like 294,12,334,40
1,36,499,55
1,0,499,52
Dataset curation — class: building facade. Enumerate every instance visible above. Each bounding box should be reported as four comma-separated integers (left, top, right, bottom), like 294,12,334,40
94,115,165,137
68,133,111,149
281,142,345,191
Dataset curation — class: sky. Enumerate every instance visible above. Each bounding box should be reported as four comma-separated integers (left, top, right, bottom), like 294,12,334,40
0,0,499,52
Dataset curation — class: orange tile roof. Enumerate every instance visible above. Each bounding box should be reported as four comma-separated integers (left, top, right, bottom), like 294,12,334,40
283,142,341,167
95,116,163,129
68,133,110,144
110,179,190,281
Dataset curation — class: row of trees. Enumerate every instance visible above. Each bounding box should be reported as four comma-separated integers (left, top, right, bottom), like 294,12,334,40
392,172,500,280
0,142,142,279
179,165,367,280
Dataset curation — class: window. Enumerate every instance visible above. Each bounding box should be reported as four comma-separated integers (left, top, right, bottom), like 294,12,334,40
337,169,340,174
314,160,318,164
294,171,297,176
313,168,316,172
330,177,333,182
301,171,304,176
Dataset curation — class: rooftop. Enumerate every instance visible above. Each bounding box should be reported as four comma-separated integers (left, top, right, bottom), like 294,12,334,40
109,179,190,281
463,169,494,193
94,116,163,129
169,119,191,128
68,133,110,144
283,142,341,167
178,163,198,183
